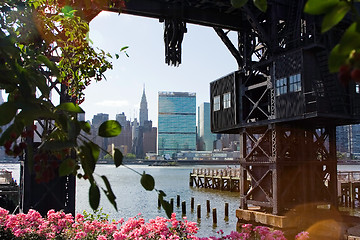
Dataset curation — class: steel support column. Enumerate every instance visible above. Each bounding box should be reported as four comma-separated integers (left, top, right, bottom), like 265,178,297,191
239,125,337,215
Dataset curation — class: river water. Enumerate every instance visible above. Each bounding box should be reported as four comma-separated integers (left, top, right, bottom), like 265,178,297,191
0,163,240,237
2,163,360,238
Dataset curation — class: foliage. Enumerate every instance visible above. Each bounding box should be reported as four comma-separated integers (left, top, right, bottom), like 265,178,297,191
304,0,360,84
0,0,171,216
82,208,109,222
125,153,136,159
0,207,310,240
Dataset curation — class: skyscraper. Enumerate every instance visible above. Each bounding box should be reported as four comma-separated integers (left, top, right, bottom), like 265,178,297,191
198,102,216,151
336,124,360,158
158,92,196,157
110,112,132,155
139,86,148,126
92,113,109,128
116,112,128,130
91,113,109,157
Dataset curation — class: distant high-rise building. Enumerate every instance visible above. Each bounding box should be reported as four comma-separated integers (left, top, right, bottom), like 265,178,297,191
131,118,139,155
143,127,157,154
91,113,109,157
336,124,360,158
139,86,148,126
158,92,196,157
92,113,109,128
116,112,128,130
198,102,216,151
110,112,132,155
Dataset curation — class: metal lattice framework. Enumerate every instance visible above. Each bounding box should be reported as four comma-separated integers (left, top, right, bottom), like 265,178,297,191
239,125,337,214
207,0,360,218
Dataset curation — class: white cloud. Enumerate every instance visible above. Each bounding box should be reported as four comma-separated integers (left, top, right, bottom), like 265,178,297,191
96,100,129,107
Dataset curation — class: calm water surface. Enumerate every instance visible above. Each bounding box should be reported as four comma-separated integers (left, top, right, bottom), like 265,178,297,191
3,163,360,237
1,163,240,237
76,164,240,237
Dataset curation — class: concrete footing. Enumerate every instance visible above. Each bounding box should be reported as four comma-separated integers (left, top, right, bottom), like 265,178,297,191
236,208,360,240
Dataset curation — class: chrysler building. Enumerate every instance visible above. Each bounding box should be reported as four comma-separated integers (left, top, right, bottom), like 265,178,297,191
139,86,148,126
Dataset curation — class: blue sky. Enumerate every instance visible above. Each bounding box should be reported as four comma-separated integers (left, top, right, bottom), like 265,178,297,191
82,11,238,126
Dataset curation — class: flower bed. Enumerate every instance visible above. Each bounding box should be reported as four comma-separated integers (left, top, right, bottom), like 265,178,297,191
0,208,308,239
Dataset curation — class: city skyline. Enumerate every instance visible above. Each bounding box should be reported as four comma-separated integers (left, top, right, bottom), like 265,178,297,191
81,11,238,126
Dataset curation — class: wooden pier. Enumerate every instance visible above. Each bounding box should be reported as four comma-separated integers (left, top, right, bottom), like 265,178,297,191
338,171,360,208
190,168,360,208
189,168,242,192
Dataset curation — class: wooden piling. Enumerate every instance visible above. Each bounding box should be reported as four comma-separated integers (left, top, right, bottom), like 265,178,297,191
189,173,193,187
225,202,229,218
212,208,217,225
350,182,354,208
182,201,186,215
191,197,194,211
206,200,210,214
197,204,201,219
177,195,180,208
170,198,174,212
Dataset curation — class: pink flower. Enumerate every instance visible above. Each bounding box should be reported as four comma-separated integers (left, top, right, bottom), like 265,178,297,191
75,231,87,239
295,231,310,240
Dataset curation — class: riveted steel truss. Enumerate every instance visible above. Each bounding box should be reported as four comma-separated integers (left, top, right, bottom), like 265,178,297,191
239,125,337,215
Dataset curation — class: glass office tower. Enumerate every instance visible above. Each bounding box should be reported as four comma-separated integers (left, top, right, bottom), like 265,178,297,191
158,92,196,157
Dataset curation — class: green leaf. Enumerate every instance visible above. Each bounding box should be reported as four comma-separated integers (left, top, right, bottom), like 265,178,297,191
79,121,91,134
79,142,99,176
33,75,50,98
231,0,248,8
115,54,119,59
140,172,155,191
338,23,360,53
56,103,84,113
89,183,100,210
253,0,267,12
66,119,81,140
37,55,59,77
113,148,123,167
59,158,76,176
84,141,100,164
304,0,339,15
101,175,118,211
98,120,121,137
321,2,350,33
329,44,349,72
0,102,17,125
62,5,76,18
120,46,129,52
